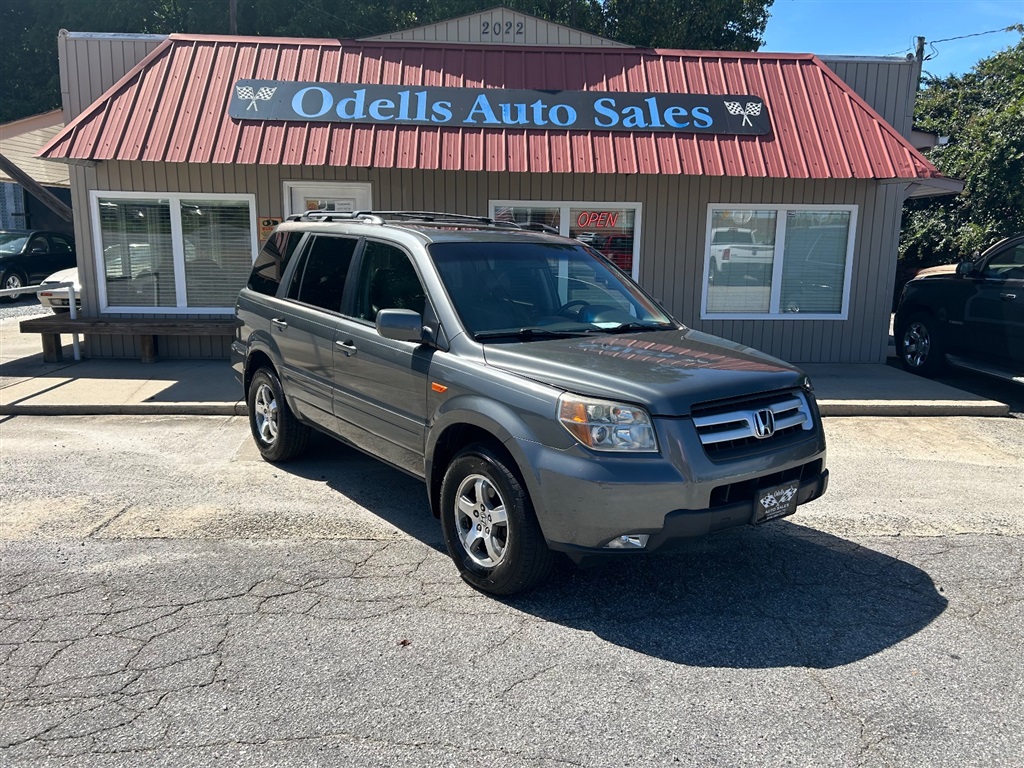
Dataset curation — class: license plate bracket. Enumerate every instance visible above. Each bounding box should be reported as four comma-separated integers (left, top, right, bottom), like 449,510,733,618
755,479,800,523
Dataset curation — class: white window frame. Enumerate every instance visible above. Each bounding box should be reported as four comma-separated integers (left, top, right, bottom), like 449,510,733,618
700,203,858,321
90,190,258,314
489,200,643,282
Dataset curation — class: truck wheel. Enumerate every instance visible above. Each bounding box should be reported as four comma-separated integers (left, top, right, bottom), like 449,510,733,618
1,270,27,302
440,444,552,596
897,312,945,376
247,367,310,462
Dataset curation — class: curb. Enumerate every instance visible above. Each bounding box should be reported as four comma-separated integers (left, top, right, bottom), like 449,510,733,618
0,402,247,416
817,400,1009,417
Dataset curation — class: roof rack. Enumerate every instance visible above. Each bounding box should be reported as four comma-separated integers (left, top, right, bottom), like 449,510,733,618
353,211,520,229
286,209,536,231
286,211,384,224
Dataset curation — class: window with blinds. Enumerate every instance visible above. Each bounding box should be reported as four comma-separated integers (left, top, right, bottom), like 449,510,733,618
93,193,256,313
702,206,856,320
181,199,254,307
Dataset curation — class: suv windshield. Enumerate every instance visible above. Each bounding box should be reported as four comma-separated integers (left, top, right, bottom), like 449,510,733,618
429,240,673,339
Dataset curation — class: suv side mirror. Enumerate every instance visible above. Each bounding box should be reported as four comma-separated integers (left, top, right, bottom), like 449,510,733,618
955,260,976,277
376,308,424,343
31,245,48,254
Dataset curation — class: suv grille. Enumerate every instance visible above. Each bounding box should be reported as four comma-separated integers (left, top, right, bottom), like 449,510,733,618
691,389,814,461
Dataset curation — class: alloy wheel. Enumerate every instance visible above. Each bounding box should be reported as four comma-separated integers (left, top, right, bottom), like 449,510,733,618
902,321,931,368
454,474,509,568
253,382,279,444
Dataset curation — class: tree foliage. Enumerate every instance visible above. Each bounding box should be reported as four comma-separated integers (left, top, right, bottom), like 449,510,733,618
901,31,1024,265
0,0,773,124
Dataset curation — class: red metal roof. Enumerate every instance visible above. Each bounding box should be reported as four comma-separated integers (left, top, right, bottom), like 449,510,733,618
40,34,943,182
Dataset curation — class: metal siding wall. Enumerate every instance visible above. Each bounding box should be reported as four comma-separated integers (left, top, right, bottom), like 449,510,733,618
364,10,625,47
822,58,916,138
61,35,163,120
81,162,897,362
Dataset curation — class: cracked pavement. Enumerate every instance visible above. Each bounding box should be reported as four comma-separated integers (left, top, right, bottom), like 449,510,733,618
1,415,1022,766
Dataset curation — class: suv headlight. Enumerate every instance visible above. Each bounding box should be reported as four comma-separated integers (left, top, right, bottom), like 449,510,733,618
558,394,658,452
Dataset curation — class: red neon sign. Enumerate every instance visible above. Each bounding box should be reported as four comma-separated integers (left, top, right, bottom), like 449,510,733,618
576,211,620,228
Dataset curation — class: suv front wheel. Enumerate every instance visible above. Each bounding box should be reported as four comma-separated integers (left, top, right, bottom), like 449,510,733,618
440,445,552,596
247,367,310,462
897,311,945,376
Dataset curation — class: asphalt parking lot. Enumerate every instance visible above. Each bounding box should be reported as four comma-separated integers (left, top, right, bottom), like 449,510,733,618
2,414,1022,767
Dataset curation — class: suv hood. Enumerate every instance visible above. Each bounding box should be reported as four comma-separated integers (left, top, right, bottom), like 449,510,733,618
482,329,805,415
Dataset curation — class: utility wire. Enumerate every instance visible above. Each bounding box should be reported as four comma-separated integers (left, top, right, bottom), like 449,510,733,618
884,25,1020,57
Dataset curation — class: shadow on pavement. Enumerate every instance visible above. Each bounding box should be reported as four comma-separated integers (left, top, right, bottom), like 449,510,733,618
277,435,947,670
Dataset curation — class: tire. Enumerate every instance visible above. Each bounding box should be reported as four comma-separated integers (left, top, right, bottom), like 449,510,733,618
440,444,553,596
247,367,310,462
1,270,27,302
896,311,945,376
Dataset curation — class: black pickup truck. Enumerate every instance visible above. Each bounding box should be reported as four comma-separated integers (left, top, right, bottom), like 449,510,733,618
894,234,1024,379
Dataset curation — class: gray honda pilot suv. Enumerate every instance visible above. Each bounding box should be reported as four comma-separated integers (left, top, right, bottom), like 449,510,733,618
233,211,828,595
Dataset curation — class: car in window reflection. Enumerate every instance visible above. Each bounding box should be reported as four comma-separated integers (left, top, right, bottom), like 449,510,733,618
707,227,773,284
0,230,77,302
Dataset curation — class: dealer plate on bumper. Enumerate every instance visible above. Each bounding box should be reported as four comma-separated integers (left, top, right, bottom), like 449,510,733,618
755,480,800,523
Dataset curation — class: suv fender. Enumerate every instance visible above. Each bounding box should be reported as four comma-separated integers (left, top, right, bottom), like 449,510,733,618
425,394,566,529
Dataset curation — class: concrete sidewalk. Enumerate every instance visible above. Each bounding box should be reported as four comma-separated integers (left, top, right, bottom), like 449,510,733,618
0,314,1010,417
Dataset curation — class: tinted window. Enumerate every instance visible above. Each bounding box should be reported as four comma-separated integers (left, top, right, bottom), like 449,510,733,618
247,230,304,296
983,244,1024,280
430,241,670,336
49,235,74,253
28,235,48,254
352,241,425,322
290,235,358,312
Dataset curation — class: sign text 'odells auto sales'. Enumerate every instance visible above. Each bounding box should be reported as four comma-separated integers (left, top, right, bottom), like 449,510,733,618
231,81,771,135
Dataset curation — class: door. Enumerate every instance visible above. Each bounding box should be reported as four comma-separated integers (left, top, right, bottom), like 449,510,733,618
272,234,360,432
284,182,372,217
332,240,431,475
964,241,1024,365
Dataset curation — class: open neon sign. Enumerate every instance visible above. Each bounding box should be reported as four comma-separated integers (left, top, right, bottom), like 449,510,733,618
576,211,621,228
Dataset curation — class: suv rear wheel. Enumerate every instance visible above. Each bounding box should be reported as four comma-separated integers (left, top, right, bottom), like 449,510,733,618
897,311,945,376
440,444,552,595
247,367,310,462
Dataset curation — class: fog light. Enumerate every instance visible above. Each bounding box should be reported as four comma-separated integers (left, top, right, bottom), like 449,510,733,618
604,534,650,549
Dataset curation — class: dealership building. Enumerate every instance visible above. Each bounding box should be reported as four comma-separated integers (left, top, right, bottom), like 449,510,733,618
37,6,959,363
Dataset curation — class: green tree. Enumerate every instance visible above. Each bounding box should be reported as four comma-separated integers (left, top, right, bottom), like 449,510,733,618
0,0,775,124
605,0,773,50
900,31,1024,266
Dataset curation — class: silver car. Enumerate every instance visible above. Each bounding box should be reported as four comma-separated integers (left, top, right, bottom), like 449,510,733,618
233,211,828,595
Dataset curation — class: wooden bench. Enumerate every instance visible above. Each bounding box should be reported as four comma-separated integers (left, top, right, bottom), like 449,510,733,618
20,315,240,363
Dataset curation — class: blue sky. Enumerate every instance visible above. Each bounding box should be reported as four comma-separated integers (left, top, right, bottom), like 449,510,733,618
762,0,1023,77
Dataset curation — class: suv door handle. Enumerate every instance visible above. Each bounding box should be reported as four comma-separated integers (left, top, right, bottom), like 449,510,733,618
335,340,357,357
271,318,288,331
999,293,1017,301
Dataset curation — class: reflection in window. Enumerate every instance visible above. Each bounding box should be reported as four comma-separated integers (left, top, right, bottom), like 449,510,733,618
569,207,636,272
98,198,176,308
704,207,854,317
96,194,254,311
493,205,560,232
705,209,777,313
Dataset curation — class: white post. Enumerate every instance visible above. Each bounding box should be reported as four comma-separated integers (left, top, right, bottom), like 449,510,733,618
67,283,80,361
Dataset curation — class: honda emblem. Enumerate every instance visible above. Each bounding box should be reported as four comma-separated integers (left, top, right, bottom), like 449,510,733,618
753,409,776,439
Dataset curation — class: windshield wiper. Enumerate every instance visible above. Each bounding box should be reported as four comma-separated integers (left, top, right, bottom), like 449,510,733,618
473,327,601,341
603,321,675,334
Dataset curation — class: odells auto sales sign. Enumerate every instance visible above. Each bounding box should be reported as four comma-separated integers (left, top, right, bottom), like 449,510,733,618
231,81,771,135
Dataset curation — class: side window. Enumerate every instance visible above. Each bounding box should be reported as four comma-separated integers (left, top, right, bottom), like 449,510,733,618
983,244,1024,280
49,235,74,253
352,241,426,322
247,230,303,296
289,235,358,312
28,235,48,254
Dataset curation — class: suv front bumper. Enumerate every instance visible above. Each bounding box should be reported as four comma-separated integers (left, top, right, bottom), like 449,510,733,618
513,419,827,554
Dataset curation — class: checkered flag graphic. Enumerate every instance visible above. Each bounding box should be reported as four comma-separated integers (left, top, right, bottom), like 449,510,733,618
724,101,763,127
236,85,277,112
